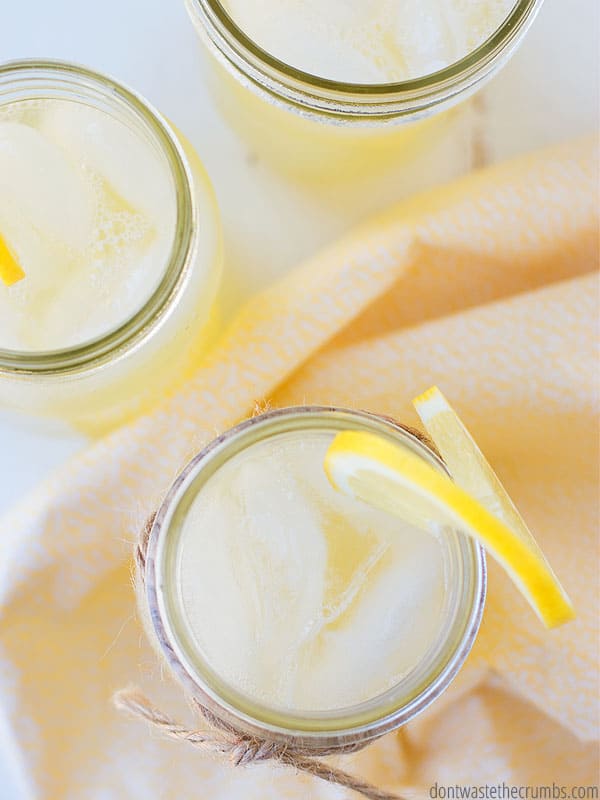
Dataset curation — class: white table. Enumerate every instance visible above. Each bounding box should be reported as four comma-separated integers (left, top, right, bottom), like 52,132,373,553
0,0,598,794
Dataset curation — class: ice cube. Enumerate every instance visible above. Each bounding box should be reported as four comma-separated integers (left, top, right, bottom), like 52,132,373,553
0,212,81,351
40,102,174,228
300,524,446,709
391,0,467,77
233,448,327,643
36,202,164,349
179,441,328,705
0,286,26,350
0,122,95,252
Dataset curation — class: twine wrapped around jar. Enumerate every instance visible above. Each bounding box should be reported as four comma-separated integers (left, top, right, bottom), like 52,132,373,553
114,513,406,800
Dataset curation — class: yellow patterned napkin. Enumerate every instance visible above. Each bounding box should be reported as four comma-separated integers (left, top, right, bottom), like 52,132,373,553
0,137,597,799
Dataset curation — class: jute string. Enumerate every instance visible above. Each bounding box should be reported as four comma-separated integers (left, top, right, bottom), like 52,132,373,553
114,515,406,800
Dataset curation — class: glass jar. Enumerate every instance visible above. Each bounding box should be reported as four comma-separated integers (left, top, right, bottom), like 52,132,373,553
141,407,486,750
185,0,543,177
0,60,222,436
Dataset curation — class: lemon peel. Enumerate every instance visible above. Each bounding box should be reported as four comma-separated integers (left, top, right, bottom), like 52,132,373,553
324,396,574,629
0,232,25,286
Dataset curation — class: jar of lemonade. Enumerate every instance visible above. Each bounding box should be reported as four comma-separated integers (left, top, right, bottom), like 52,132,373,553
0,60,222,435
140,407,485,748
186,0,543,177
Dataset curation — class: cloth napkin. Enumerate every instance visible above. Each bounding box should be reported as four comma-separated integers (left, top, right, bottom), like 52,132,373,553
0,136,597,800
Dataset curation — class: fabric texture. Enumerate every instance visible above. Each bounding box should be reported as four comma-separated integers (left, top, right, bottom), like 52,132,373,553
0,136,598,800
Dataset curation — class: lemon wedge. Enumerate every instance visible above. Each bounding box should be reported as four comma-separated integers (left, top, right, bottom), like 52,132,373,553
0,232,25,286
324,394,575,629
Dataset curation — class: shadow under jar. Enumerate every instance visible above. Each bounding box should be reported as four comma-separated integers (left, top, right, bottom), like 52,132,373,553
186,0,544,178
141,407,486,751
0,60,222,436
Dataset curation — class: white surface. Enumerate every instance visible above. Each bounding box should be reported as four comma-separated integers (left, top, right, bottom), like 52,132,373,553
0,0,598,795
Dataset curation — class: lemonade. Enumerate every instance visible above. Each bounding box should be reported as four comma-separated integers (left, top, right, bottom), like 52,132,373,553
146,408,485,738
0,99,175,352
220,0,516,83
178,430,448,711
186,0,539,176
0,61,221,434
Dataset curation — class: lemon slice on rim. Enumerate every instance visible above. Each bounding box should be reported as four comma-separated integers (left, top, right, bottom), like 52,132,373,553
0,232,25,286
324,389,575,629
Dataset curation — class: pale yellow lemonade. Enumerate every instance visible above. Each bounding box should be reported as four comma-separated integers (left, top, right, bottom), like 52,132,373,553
141,394,572,744
0,100,176,352
175,429,455,712
0,71,221,434
221,0,516,83
186,0,519,177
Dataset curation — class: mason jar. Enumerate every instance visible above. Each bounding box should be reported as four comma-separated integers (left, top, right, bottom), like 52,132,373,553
185,0,543,177
0,60,222,435
140,407,486,751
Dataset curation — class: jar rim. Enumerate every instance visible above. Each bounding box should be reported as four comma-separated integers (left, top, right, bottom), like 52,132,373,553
0,59,195,376
187,0,543,119
145,406,487,750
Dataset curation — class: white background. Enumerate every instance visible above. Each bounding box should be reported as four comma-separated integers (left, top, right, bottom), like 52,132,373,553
0,0,598,795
